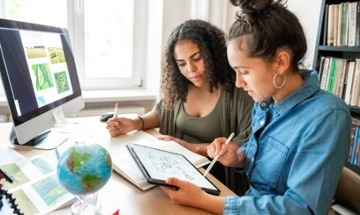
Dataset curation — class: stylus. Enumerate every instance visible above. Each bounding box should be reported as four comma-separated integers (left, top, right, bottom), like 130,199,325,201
203,132,235,177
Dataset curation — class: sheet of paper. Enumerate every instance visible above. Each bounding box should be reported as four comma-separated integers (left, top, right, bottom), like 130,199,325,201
0,145,26,165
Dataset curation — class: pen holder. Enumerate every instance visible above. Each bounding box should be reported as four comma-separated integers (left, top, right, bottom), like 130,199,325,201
71,192,101,215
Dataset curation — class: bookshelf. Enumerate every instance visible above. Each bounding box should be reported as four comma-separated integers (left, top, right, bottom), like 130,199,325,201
314,0,360,214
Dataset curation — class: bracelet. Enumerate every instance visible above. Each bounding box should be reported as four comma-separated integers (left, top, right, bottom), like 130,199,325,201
137,115,145,130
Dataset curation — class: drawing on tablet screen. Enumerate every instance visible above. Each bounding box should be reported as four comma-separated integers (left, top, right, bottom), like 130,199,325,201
147,152,197,180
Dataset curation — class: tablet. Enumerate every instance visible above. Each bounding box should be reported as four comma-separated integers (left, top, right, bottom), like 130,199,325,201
126,143,220,195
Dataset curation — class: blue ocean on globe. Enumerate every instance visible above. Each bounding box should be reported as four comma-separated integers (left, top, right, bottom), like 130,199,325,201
57,142,112,195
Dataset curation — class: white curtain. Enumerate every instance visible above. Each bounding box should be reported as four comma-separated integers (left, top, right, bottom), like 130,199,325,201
148,0,239,100
191,0,209,20
190,0,237,32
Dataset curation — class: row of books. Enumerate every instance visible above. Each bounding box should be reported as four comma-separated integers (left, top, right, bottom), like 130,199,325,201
325,1,360,46
318,56,360,107
348,118,360,168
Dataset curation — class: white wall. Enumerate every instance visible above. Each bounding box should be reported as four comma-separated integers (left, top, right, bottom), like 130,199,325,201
146,0,193,101
223,0,322,69
146,0,323,100
287,0,322,69
157,0,322,70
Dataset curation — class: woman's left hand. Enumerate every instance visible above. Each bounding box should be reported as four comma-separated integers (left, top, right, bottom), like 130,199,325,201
161,177,206,206
161,177,224,214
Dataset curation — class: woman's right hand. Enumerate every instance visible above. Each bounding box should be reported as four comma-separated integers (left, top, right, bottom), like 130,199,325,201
106,117,136,136
207,137,245,167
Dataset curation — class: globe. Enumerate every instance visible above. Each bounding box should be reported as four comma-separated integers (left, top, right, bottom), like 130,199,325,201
57,142,113,195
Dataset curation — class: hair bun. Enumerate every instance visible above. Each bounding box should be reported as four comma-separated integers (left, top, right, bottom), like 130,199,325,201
230,0,286,24
230,0,282,12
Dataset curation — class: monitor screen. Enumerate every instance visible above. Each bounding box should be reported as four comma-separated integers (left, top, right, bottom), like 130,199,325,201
0,18,84,148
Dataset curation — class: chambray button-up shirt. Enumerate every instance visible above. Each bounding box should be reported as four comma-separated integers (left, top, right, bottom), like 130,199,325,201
224,71,351,215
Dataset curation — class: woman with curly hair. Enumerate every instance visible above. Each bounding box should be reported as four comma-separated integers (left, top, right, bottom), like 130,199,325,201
106,19,254,193
160,1,351,214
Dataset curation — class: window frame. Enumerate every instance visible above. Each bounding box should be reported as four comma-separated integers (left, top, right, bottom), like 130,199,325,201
0,0,147,93
68,0,148,90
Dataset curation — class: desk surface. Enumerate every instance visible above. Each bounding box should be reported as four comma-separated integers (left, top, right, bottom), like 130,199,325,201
0,116,235,215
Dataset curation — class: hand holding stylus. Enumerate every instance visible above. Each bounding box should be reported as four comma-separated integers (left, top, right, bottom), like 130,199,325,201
203,132,235,177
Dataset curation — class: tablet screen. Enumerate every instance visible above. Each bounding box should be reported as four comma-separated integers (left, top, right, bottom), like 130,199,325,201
126,143,220,195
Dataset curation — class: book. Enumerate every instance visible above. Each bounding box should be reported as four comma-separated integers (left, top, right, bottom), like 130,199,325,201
0,150,75,215
350,59,360,106
340,2,349,46
356,2,360,46
354,126,360,167
337,2,349,46
328,4,336,46
348,2,358,46
323,4,329,45
320,56,331,89
351,126,359,165
334,4,340,46
335,58,347,98
344,60,356,104
328,57,338,92
109,130,210,191
126,143,220,195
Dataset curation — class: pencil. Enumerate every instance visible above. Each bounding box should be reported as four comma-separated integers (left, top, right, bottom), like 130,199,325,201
203,132,235,177
113,103,118,119
0,168,13,183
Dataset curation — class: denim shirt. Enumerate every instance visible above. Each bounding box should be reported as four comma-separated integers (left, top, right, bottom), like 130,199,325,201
224,71,351,215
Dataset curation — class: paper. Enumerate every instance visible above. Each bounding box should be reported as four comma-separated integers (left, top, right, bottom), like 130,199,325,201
0,145,26,165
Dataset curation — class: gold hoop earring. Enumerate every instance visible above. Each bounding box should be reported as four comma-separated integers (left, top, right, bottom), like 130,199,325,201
273,73,286,89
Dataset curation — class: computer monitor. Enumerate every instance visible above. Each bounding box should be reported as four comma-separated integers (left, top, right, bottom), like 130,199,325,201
0,18,84,149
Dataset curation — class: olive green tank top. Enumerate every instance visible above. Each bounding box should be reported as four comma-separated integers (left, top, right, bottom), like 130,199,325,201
176,93,223,143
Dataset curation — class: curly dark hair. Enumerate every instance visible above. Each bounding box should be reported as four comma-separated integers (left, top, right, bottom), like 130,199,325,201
228,0,307,72
161,19,235,109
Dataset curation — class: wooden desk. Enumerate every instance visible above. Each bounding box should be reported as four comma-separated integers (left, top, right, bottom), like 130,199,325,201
0,116,235,215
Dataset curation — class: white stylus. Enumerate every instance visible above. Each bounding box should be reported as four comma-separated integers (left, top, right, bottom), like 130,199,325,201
203,132,235,177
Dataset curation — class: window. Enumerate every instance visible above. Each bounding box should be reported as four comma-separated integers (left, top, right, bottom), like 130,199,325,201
0,0,146,92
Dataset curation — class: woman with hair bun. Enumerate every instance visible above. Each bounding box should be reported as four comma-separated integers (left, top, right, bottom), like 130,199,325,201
161,1,351,214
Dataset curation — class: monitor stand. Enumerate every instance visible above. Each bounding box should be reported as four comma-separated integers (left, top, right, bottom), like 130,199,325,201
9,107,69,150
9,126,68,150
10,127,51,146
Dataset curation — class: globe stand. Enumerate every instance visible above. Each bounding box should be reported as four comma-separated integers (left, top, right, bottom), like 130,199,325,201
71,192,101,215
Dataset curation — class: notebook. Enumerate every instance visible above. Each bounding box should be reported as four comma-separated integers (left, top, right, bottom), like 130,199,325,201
0,183,23,215
0,150,75,215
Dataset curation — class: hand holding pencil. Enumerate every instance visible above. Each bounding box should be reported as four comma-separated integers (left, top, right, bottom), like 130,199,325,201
106,102,144,136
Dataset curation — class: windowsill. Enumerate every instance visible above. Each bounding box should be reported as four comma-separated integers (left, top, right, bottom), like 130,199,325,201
0,89,158,115
81,89,157,103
